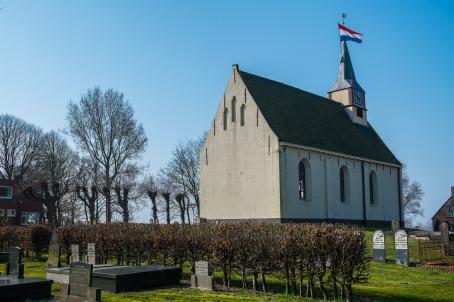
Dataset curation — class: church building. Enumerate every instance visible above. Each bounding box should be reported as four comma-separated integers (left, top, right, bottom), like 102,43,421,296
200,41,403,227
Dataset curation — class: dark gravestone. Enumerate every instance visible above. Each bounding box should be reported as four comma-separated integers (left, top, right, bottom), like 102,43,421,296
71,244,80,263
5,247,24,279
92,265,180,293
395,230,409,266
373,230,386,263
61,262,101,302
191,261,214,291
87,243,96,265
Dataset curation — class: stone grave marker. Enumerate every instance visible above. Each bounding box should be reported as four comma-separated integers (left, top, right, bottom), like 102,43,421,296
391,220,400,234
47,229,61,268
6,247,24,279
87,243,96,265
47,241,61,268
191,260,214,291
61,262,101,302
441,222,449,245
372,230,386,263
71,244,80,263
394,229,409,266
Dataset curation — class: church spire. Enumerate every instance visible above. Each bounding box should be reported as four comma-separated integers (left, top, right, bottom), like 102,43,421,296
328,39,367,126
328,41,364,93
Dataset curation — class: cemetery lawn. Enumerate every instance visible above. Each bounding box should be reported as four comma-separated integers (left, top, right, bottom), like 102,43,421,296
1,260,454,301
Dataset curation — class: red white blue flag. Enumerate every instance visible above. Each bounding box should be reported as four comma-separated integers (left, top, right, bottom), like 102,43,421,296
338,23,363,43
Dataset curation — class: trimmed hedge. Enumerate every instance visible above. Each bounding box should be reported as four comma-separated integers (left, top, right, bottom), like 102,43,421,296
0,223,367,301
57,223,368,301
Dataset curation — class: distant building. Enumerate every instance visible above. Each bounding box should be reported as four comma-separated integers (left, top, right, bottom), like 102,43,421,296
200,42,403,227
432,186,454,232
0,179,43,226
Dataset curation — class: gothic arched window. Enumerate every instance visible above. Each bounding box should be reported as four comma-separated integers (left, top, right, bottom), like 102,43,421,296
231,97,237,122
223,108,228,130
299,161,306,199
240,104,246,126
369,171,378,205
298,159,311,200
340,165,349,202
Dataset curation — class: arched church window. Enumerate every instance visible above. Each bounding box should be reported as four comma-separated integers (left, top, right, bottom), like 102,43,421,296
298,159,311,200
340,165,350,202
369,171,378,205
231,97,237,122
223,108,228,130
299,161,306,199
240,104,246,126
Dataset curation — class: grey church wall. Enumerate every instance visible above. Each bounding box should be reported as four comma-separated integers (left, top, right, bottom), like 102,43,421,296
280,145,401,224
200,67,281,221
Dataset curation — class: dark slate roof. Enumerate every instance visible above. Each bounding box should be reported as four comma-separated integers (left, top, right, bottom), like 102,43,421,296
329,41,364,93
239,70,401,166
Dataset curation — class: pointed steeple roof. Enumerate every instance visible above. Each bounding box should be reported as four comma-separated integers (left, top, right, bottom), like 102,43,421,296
328,41,364,93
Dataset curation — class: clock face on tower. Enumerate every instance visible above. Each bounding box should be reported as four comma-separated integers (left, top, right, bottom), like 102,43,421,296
353,90,364,108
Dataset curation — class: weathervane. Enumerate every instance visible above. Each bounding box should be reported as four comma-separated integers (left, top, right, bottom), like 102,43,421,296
342,13,347,25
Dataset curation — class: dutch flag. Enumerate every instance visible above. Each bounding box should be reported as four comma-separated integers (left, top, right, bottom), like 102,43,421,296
338,23,363,43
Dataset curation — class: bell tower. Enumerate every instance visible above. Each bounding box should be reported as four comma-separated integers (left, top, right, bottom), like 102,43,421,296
328,41,367,126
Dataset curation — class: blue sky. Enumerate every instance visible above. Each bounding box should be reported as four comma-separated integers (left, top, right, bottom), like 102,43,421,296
0,1,453,225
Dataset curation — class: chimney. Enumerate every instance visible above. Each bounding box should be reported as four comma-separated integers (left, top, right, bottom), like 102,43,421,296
451,186,454,198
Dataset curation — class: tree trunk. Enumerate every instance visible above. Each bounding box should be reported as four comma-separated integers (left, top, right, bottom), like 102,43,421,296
105,186,112,223
252,271,258,291
285,266,290,294
261,272,267,292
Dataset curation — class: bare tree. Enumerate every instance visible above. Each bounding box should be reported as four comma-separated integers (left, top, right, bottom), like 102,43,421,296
66,87,148,223
141,175,159,224
76,158,104,224
163,136,204,221
402,170,424,226
175,193,186,224
25,131,79,227
0,114,42,182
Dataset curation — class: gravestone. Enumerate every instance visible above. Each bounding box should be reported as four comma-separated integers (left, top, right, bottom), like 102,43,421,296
440,222,449,245
71,244,80,263
47,229,61,268
47,241,61,268
372,230,386,263
87,243,96,265
391,220,400,233
61,262,101,302
5,247,24,279
191,260,214,291
394,230,409,266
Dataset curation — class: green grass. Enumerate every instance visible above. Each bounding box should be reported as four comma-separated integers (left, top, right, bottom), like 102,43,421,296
2,259,454,302
1,230,452,301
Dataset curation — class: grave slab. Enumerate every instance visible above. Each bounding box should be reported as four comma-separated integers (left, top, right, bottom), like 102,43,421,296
0,277,53,301
92,264,181,293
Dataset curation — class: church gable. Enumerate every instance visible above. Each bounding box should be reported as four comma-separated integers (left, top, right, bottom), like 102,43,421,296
238,70,401,166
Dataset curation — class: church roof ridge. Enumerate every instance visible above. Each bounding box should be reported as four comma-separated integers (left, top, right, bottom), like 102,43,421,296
237,69,401,166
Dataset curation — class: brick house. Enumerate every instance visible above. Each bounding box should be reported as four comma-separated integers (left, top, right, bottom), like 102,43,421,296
432,186,454,232
0,179,44,226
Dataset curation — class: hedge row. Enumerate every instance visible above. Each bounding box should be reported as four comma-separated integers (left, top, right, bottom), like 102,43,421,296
58,223,368,301
0,223,368,301
0,224,52,259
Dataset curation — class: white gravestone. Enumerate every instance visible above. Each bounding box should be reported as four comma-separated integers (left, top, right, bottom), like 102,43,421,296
191,261,214,291
87,243,96,265
394,230,409,266
71,244,80,263
373,230,386,263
